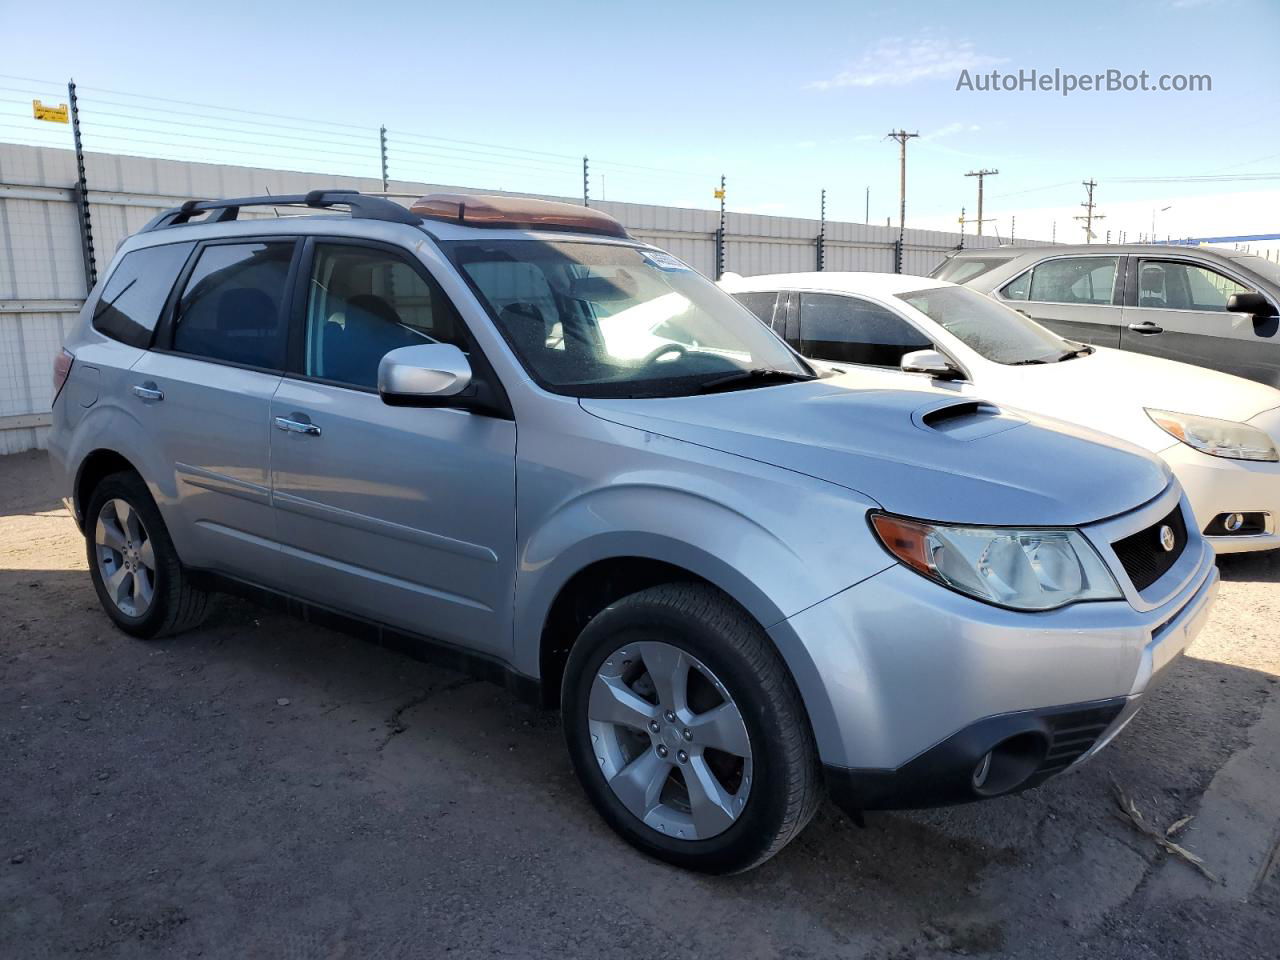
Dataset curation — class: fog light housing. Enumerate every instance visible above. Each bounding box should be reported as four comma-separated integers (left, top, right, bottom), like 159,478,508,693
1224,513,1244,532
1203,511,1268,537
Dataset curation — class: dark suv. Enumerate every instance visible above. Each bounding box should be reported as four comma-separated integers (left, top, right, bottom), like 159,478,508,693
933,244,1280,388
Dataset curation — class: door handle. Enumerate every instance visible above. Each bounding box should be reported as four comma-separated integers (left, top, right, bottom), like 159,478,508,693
131,383,164,402
1127,321,1164,334
273,416,321,436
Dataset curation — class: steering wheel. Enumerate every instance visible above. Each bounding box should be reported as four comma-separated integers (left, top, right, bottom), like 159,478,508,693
638,343,688,367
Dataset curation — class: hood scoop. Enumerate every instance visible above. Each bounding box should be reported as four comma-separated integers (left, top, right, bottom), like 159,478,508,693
913,398,1027,441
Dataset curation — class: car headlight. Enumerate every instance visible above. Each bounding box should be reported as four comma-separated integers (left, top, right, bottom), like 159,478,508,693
870,513,1122,611
1146,408,1278,462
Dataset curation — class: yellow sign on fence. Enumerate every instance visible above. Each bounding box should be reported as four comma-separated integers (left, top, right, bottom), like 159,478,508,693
713,189,725,199
32,100,69,123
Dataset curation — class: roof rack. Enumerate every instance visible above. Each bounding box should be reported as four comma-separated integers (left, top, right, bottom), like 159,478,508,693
140,190,421,232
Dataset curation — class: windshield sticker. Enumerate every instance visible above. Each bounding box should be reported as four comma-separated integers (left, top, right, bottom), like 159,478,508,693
641,250,690,272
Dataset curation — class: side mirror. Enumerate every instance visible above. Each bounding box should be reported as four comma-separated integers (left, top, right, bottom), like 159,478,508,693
1226,292,1277,317
901,349,964,381
378,343,472,405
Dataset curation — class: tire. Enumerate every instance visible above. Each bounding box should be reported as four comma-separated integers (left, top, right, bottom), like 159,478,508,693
562,583,822,874
84,471,212,639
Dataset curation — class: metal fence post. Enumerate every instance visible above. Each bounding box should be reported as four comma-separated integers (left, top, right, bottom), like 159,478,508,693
583,156,589,207
715,174,726,280
816,188,826,271
893,238,903,274
68,79,96,290
379,126,389,192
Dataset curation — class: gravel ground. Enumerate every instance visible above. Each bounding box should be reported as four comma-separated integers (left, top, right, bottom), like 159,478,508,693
1,448,1277,959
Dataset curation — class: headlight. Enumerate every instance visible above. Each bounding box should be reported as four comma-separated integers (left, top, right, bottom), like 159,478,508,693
870,513,1122,611
1146,408,1278,462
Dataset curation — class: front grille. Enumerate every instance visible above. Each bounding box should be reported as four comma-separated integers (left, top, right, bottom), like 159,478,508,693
1111,506,1187,592
1035,702,1126,776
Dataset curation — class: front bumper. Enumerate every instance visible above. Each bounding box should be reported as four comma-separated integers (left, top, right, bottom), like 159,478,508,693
1160,441,1280,554
769,489,1220,812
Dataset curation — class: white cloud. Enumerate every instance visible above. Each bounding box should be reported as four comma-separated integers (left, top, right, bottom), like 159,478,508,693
922,122,981,141
810,35,1005,89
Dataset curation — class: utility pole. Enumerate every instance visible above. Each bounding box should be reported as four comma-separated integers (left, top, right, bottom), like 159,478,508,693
583,156,590,207
964,168,998,237
886,130,919,243
1074,179,1104,243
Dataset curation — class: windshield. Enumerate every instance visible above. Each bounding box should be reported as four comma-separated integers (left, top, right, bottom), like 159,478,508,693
897,285,1080,365
930,256,1015,284
443,239,811,397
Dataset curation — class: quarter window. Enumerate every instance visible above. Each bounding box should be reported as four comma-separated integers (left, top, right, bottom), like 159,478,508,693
172,242,294,369
1026,257,1118,305
1136,260,1252,311
799,293,931,367
304,243,465,390
732,291,780,329
92,242,194,348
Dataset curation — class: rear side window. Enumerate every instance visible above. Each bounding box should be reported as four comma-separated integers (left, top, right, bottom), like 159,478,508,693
1024,256,1118,305
732,291,780,329
931,257,1013,284
172,242,295,370
92,242,194,348
799,293,931,367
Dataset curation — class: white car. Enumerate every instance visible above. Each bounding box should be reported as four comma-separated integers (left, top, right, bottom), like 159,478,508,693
721,272,1280,554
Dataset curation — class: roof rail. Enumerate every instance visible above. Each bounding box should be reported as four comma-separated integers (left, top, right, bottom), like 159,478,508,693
140,190,421,232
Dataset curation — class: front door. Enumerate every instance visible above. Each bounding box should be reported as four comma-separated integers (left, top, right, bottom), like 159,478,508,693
1119,256,1280,387
269,238,517,656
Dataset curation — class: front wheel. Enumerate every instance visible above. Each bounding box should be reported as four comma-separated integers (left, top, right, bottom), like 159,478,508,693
562,583,822,874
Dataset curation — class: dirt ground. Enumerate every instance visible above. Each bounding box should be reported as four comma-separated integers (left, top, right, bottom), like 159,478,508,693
1,448,1277,959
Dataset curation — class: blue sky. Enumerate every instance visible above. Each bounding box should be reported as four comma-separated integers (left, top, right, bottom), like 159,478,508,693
2,0,1277,241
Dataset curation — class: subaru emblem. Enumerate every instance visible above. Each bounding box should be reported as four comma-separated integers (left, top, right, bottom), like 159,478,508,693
1159,525,1176,552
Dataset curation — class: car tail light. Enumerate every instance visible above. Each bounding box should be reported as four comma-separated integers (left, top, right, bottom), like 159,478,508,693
52,348,74,403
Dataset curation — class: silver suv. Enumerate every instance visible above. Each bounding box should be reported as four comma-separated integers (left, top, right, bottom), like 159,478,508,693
49,191,1219,873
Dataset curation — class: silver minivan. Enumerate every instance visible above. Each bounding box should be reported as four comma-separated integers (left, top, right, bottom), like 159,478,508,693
49,191,1219,873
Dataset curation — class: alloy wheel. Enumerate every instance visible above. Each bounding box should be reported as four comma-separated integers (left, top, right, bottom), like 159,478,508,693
587,640,753,840
94,498,156,618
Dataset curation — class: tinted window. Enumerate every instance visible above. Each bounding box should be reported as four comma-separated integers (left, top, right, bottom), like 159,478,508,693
92,242,194,348
1027,257,1118,305
1136,260,1252,311
172,242,294,369
305,243,466,389
931,257,1014,284
732,291,779,328
799,293,931,367
898,285,1075,365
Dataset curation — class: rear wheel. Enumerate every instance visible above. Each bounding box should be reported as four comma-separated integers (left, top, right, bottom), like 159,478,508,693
85,472,211,638
562,583,821,874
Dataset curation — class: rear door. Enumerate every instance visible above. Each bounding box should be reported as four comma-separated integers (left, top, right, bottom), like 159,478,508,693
1119,255,1280,387
998,255,1124,347
269,238,516,656
132,237,298,585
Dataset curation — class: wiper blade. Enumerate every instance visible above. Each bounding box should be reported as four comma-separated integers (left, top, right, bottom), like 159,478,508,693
1055,344,1094,361
697,368,816,393
1007,358,1051,366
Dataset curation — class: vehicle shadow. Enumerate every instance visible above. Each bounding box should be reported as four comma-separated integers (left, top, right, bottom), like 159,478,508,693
1217,549,1280,583
3,555,1274,958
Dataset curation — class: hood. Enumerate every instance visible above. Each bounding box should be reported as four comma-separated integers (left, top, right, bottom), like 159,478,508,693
996,347,1280,429
581,381,1171,527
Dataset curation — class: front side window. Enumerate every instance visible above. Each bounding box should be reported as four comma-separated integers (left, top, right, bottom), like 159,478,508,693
1026,256,1118,305
304,243,465,389
898,285,1078,365
172,242,294,369
1136,259,1252,312
443,240,810,398
799,293,931,367
93,242,194,348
